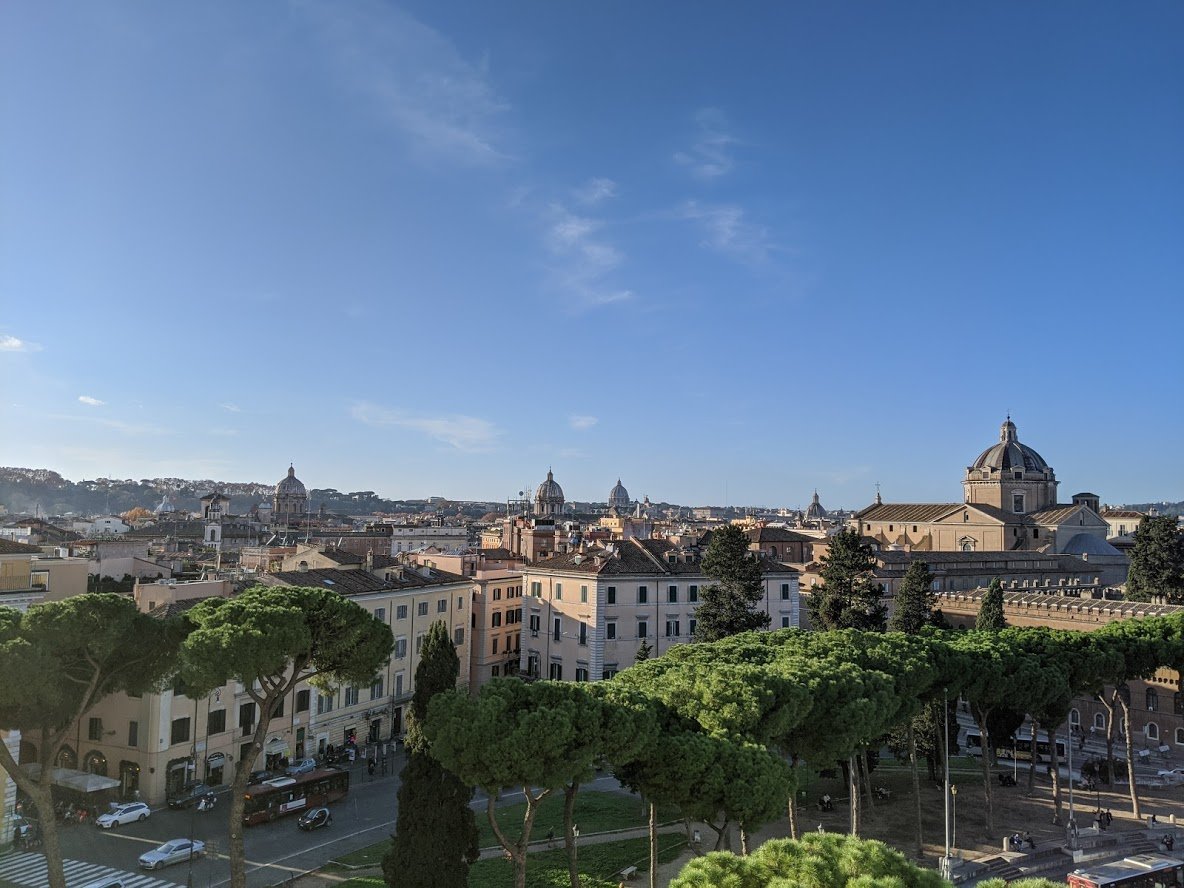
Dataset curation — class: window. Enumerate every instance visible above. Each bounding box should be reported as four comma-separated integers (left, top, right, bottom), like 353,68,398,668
665,619,680,638
638,620,648,638
492,638,499,654
1146,689,1159,712
1069,709,1080,727
579,621,587,646
416,633,425,654
493,588,501,600
1177,727,1184,746
492,612,502,627
239,701,256,732
689,618,697,637
531,581,542,597
689,585,698,603
88,717,102,741
316,692,334,715
128,721,138,748
667,585,678,603
553,617,562,641
1174,692,1183,715
580,585,588,603
374,607,386,623
491,664,500,677
1013,493,1024,513
1094,712,1106,730
345,686,360,707
396,604,408,620
394,637,408,659
555,583,562,600
271,697,285,718
781,616,791,628
637,586,648,604
171,717,190,745
296,690,310,713
530,614,540,637
417,602,429,616
606,621,617,640
457,596,464,609
395,672,404,697
603,665,619,680
1146,722,1159,741
575,667,589,682
208,709,226,734
780,583,791,600
548,662,563,680
607,586,616,605
437,598,447,613
454,627,465,646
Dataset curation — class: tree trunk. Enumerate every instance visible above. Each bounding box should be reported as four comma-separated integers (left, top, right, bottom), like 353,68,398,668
1099,692,1116,784
908,722,923,857
563,782,581,888
974,708,996,835
859,752,875,813
1049,734,1063,824
739,824,750,855
228,697,281,888
787,761,799,840
1116,692,1141,819
648,802,657,888
29,780,66,888
848,754,860,836
486,786,551,888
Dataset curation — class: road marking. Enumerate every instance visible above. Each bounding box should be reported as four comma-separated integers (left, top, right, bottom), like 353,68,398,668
0,852,182,888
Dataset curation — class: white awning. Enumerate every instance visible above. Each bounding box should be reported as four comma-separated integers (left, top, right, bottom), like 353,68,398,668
22,765,120,794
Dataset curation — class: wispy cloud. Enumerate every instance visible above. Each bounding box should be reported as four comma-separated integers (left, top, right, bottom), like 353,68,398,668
674,108,737,180
574,178,618,205
1,335,41,353
544,205,634,308
48,413,171,435
677,201,774,265
569,415,598,431
351,402,500,452
78,395,106,407
303,0,509,165
220,403,242,413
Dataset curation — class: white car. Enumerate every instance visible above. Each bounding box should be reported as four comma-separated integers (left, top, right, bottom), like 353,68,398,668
96,802,150,829
138,838,205,870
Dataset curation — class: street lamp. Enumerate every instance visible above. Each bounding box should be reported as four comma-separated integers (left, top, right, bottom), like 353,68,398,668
941,689,952,881
951,784,958,850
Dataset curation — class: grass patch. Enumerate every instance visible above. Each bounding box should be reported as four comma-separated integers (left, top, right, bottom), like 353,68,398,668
477,790,676,849
331,841,389,868
470,835,685,888
333,880,383,888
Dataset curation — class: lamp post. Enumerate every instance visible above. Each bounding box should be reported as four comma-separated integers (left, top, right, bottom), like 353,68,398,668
1067,721,1078,850
951,784,958,850
941,689,953,881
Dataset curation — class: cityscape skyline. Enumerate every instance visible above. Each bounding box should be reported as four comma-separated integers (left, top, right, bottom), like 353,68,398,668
2,3,1181,505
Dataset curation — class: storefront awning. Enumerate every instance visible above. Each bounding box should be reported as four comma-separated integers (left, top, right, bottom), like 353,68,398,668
22,765,120,794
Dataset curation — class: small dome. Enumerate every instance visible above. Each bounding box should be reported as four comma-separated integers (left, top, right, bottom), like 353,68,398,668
970,419,1050,473
535,469,564,504
276,464,307,496
805,490,828,520
154,494,175,515
608,479,630,510
1061,533,1122,557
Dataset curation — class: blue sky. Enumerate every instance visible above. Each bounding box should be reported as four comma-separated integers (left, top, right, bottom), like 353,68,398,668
2,2,1181,509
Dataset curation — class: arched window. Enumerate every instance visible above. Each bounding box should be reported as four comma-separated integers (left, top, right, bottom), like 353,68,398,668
1176,727,1184,746
1069,709,1080,726
1173,691,1183,715
55,745,77,769
1146,688,1159,712
1093,712,1106,730
84,750,108,776
1145,722,1159,742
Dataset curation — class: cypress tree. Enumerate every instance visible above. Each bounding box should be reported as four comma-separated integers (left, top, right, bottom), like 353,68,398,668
383,621,478,887
1125,515,1184,603
975,578,1006,631
807,528,886,631
890,560,936,633
693,524,771,641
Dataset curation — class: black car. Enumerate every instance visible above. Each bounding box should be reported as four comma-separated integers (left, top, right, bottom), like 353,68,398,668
166,782,212,809
246,770,271,786
296,806,332,831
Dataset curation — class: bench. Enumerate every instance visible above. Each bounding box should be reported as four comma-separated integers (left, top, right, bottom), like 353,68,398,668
619,865,638,880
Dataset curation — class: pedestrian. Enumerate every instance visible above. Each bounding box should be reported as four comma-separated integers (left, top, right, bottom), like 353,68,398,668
367,758,375,777
1150,813,1158,827
1105,809,1113,827
818,823,824,833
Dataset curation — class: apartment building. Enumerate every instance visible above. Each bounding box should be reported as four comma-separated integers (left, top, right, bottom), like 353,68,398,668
519,538,799,682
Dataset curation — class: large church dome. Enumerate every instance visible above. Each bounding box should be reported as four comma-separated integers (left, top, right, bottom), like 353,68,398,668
608,479,630,510
534,469,565,516
276,465,307,496
970,419,1050,472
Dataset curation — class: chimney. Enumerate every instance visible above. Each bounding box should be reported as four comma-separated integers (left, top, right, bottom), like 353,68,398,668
365,551,374,572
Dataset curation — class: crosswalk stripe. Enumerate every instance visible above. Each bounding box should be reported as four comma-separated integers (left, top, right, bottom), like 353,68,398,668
0,852,182,888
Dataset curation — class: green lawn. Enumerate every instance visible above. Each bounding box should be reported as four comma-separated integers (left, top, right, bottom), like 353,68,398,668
330,790,675,869
330,836,684,888
476,789,677,848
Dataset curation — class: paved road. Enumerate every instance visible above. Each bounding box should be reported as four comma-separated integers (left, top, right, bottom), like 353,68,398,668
0,850,184,888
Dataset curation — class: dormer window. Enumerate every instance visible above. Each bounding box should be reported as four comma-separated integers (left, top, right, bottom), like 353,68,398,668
1013,493,1025,514
1013,471,1023,480
981,469,989,480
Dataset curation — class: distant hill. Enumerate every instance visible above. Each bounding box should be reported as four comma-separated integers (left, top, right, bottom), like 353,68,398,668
0,467,498,520
1119,501,1183,518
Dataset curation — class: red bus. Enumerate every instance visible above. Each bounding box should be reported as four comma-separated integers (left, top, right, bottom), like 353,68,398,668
242,768,349,826
1068,854,1183,888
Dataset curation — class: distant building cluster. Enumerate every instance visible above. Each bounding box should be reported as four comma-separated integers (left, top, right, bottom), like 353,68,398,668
0,418,1180,842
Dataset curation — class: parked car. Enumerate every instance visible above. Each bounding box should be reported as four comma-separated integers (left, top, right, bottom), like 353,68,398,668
166,782,212,809
247,770,272,785
285,758,318,776
96,802,150,829
138,838,205,870
296,806,332,831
